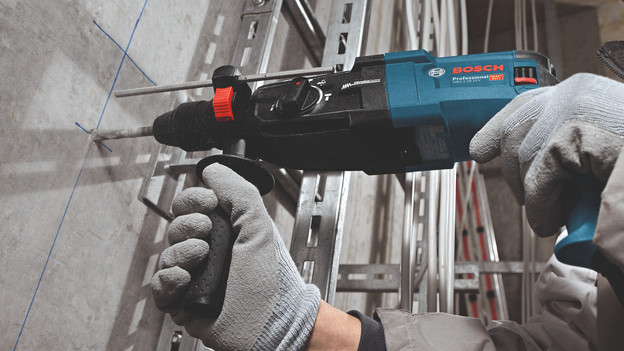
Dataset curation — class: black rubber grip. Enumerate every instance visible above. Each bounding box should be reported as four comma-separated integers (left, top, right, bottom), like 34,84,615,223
182,206,237,317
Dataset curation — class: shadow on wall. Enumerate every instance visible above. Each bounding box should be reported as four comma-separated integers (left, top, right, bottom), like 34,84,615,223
105,207,170,351
0,128,159,196
0,1,173,198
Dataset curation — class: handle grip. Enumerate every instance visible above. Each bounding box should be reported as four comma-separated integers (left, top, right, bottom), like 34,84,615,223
182,206,237,317
555,182,602,268
555,179,624,307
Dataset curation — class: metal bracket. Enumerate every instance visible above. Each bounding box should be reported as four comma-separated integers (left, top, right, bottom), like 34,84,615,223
337,264,400,293
336,261,544,294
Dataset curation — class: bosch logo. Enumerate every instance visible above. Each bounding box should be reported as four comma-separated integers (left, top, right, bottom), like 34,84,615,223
453,64,504,74
428,68,446,77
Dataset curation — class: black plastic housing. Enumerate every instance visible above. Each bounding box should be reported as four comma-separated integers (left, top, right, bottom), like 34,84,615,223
244,55,404,174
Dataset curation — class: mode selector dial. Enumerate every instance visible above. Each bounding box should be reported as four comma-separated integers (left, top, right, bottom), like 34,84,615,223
276,77,320,116
514,66,538,85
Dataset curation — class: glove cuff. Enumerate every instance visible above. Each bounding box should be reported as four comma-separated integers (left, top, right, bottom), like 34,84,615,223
253,284,321,351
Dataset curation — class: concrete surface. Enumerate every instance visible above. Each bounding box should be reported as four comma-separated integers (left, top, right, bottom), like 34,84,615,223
1,1,212,349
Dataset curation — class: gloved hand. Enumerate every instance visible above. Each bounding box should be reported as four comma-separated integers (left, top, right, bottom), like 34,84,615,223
470,73,624,237
151,163,321,350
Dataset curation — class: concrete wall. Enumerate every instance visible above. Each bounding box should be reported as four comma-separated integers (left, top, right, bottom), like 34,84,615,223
1,1,232,349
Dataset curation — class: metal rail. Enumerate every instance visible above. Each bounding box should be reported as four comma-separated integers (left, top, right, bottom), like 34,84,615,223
438,167,456,313
399,172,417,311
152,1,285,349
289,0,369,304
336,261,544,293
409,0,458,314
399,0,417,313
455,162,509,322
426,171,440,311
283,0,326,66
475,169,509,320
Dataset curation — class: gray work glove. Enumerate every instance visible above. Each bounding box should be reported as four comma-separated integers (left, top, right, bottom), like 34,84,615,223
151,163,321,350
470,73,624,237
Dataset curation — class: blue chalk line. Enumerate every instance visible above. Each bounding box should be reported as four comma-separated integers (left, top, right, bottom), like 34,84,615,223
13,1,150,349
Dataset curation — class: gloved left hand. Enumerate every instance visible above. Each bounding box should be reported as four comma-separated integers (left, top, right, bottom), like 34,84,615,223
151,163,321,350
469,73,624,237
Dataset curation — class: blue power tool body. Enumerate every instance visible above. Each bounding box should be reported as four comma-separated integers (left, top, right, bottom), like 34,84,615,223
250,50,556,173
154,49,558,175
153,49,623,310
383,50,556,171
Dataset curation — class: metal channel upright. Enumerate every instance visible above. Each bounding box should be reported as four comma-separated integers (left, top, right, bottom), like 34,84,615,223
289,0,370,305
406,0,457,314
456,162,509,323
139,0,284,223
154,1,285,349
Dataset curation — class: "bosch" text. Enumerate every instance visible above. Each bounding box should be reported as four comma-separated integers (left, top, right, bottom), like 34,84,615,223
452,65,504,74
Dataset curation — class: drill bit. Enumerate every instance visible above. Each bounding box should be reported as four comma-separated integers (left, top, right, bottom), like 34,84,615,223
89,126,154,142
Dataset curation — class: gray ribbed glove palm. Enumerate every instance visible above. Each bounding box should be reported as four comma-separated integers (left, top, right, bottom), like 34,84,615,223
151,163,321,350
470,73,624,237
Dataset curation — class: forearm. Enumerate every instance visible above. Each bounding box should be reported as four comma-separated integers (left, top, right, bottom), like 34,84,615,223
305,300,361,351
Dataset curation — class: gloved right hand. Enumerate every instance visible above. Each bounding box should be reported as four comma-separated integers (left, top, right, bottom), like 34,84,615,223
470,73,624,237
151,163,321,350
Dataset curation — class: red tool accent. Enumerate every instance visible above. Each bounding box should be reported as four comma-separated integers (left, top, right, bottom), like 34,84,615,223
514,77,537,85
213,87,235,121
